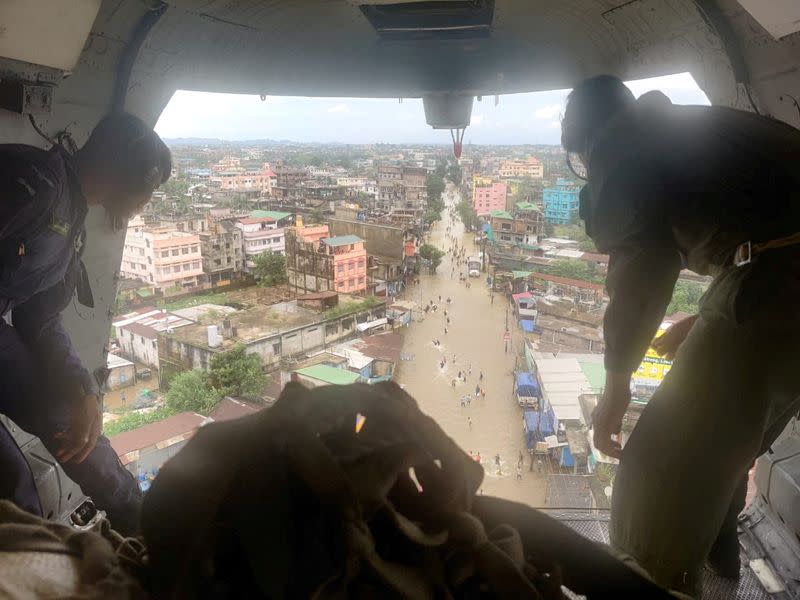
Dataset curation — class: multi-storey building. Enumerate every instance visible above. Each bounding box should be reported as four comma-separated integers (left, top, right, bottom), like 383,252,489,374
472,176,507,217
235,216,286,271
274,165,307,188
286,225,368,295
488,203,544,246
210,164,276,194
543,179,580,224
199,220,244,284
121,219,204,291
377,165,428,214
498,157,544,179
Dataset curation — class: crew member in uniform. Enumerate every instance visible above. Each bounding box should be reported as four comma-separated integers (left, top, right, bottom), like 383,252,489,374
0,113,171,534
561,75,800,596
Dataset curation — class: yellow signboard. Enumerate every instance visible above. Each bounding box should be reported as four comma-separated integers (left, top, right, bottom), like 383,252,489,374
634,326,673,384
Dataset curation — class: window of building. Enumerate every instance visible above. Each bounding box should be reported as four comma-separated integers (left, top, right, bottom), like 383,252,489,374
214,259,222,266
171,249,179,256
161,251,169,258
226,257,231,264
152,341,157,349
182,247,189,255
192,246,199,252
140,336,145,344
337,264,344,273
348,278,355,287
173,265,181,273
358,276,365,284
183,264,190,271
272,343,280,355
348,261,355,271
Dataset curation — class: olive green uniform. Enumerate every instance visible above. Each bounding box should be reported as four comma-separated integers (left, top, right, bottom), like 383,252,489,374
581,92,800,594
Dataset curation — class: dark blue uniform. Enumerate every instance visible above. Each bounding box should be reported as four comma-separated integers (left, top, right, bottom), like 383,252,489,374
0,144,140,533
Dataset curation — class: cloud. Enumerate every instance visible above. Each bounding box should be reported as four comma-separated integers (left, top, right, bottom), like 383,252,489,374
327,103,350,114
471,114,484,126
533,103,562,120
549,121,561,129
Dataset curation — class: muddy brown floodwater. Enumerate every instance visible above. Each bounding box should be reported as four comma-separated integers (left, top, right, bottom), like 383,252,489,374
396,186,547,507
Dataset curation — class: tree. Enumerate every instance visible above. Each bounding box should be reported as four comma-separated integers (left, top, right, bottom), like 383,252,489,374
253,251,287,286
209,345,268,399
456,198,479,231
446,162,463,186
547,259,601,283
426,173,446,202
418,243,445,273
309,207,325,223
165,370,221,414
667,281,707,315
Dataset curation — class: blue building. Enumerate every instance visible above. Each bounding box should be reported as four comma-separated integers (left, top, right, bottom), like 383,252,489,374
542,179,580,224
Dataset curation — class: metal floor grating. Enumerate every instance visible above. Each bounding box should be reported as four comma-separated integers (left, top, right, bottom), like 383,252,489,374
547,512,770,600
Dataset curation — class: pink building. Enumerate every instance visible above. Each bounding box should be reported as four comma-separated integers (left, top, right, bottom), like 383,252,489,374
322,235,368,295
472,177,508,216
121,220,204,291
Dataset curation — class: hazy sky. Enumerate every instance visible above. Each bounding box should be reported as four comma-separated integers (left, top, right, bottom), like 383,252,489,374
156,72,710,145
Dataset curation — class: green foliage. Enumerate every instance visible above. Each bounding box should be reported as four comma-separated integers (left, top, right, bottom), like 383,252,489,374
161,178,190,199
165,370,221,414
456,198,479,231
667,281,707,315
309,207,326,223
547,259,602,283
446,162,463,186
161,292,230,311
209,345,268,399
426,174,446,202
103,406,174,438
419,243,445,273
551,221,597,252
253,251,287,287
324,295,381,320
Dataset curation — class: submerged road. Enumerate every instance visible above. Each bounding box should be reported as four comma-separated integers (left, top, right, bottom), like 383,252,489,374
397,185,546,506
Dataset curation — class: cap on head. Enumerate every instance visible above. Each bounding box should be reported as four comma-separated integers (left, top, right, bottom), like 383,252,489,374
81,112,172,218
561,75,635,154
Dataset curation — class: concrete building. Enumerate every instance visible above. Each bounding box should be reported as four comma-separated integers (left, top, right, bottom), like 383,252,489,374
286,225,368,295
199,219,245,284
121,220,204,291
472,176,508,217
329,219,411,294
274,165,307,188
377,165,428,214
543,179,581,224
488,204,544,246
236,216,286,271
106,354,136,391
159,298,387,373
210,164,276,194
113,306,196,370
498,157,544,179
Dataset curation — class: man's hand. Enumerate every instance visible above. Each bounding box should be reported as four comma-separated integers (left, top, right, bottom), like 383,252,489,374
651,314,698,360
54,394,101,464
591,372,631,459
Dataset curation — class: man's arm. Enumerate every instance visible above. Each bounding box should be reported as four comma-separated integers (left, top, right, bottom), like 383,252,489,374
603,244,682,374
586,167,681,458
12,279,101,463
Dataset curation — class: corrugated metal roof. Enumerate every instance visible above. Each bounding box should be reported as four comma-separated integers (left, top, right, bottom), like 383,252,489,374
110,412,209,459
107,353,134,369
322,234,363,247
295,364,361,385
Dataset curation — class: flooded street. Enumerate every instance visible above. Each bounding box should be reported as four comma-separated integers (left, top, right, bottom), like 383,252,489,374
397,186,546,507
